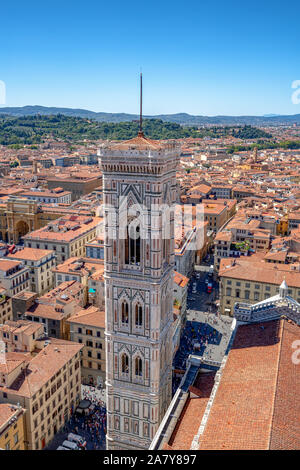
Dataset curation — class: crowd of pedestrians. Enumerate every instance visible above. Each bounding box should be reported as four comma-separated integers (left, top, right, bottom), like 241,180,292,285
62,388,107,450
173,320,222,371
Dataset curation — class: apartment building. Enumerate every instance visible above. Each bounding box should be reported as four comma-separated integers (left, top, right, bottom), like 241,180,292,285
232,186,255,202
79,153,98,165
67,306,105,387
0,404,26,450
52,257,104,308
88,267,105,310
8,247,56,295
175,212,210,275
175,228,196,277
39,158,53,169
23,215,101,264
85,236,104,260
288,211,300,233
11,291,38,322
0,324,83,450
240,209,281,235
186,184,211,203
204,199,237,219
0,285,13,324
52,156,80,167
203,202,229,233
173,271,189,321
173,271,189,352
214,223,272,270
0,320,44,353
210,183,233,199
20,188,72,205
47,175,102,201
23,281,84,339
0,259,30,297
218,256,300,315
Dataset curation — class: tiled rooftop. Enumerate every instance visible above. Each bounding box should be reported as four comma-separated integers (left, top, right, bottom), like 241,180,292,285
197,319,300,450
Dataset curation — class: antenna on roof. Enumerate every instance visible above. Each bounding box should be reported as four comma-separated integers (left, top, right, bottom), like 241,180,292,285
138,71,144,137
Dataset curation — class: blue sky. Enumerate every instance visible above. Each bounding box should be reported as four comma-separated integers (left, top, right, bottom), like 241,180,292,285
1,0,300,115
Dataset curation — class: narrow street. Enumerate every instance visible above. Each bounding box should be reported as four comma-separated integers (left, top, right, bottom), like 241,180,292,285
187,261,219,314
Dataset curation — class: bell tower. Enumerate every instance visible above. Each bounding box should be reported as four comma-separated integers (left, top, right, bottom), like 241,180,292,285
99,76,180,450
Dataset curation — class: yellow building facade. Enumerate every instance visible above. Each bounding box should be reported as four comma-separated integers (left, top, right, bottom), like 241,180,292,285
0,404,26,450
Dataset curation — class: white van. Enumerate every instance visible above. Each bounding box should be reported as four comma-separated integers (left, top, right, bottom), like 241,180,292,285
68,433,86,447
62,440,80,450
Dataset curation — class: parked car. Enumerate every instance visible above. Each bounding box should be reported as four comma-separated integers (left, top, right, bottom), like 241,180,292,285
62,440,81,450
68,433,87,448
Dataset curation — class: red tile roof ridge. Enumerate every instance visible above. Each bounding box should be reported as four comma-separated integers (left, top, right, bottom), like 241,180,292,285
198,319,297,450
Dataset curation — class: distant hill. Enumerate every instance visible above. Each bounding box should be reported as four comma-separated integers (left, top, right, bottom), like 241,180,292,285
0,115,273,146
0,105,300,126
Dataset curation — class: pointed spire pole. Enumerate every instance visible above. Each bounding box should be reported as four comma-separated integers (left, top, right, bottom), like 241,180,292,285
138,71,144,137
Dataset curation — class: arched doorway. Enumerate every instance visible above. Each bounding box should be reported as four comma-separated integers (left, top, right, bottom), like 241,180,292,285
15,220,30,242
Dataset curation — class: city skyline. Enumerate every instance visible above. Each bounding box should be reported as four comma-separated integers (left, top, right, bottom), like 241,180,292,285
1,0,300,115
0,0,299,455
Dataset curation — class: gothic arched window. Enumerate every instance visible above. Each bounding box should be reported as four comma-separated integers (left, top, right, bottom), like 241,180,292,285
135,303,143,326
125,223,141,265
121,353,129,373
121,301,129,324
135,357,143,376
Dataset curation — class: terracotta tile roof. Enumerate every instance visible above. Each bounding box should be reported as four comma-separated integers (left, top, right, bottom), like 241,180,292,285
106,134,172,151
26,302,65,320
174,271,189,288
167,372,216,450
0,356,27,374
269,320,300,449
203,203,226,215
199,319,300,450
53,257,103,277
12,291,37,301
0,404,24,429
188,184,211,194
40,280,84,301
67,306,105,329
20,189,71,198
264,250,287,262
2,320,42,336
0,259,22,272
23,216,101,243
215,231,233,242
25,281,83,319
3,339,83,398
8,247,54,261
219,257,300,288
